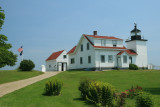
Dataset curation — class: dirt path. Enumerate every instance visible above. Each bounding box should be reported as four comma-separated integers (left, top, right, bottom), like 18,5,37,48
0,71,61,97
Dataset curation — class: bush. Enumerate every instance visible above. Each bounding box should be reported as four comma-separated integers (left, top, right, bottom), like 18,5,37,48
117,92,126,107
136,91,153,107
79,79,116,107
19,59,35,71
127,85,143,99
78,79,91,100
44,79,63,96
129,64,139,70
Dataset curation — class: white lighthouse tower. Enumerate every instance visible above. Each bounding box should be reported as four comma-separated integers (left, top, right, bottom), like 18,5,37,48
126,23,148,68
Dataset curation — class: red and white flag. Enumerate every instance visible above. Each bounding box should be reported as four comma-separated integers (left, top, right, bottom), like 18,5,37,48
18,46,23,56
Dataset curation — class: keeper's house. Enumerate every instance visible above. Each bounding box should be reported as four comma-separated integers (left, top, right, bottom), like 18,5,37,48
46,24,148,71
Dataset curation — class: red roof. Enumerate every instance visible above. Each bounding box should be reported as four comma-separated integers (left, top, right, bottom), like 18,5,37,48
46,50,64,61
84,34,126,49
67,35,125,54
117,49,137,55
67,46,77,54
83,35,94,46
94,46,126,49
86,35,123,40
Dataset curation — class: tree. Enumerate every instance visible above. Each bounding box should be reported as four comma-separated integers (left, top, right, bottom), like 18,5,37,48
0,6,17,68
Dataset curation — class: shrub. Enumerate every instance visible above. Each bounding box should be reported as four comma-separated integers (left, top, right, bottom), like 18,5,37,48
127,85,143,98
129,64,139,70
136,91,153,107
79,79,91,100
44,79,63,96
19,59,35,71
117,92,126,107
79,79,116,107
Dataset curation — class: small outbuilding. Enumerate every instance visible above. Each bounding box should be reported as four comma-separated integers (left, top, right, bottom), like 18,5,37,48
46,50,68,71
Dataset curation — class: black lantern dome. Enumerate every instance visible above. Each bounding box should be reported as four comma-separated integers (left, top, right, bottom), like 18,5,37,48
125,23,147,42
130,23,142,40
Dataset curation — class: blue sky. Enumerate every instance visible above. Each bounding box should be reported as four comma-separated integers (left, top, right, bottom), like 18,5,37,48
0,0,160,70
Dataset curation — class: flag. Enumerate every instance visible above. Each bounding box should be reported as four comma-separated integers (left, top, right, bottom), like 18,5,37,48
18,46,23,56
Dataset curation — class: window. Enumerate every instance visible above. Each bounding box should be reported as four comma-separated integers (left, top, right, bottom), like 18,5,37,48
80,57,83,64
112,40,117,47
63,55,67,59
49,65,51,68
129,56,132,64
71,58,75,64
101,55,105,63
108,55,113,63
123,55,127,63
101,39,106,46
87,43,89,50
88,56,91,63
81,45,83,51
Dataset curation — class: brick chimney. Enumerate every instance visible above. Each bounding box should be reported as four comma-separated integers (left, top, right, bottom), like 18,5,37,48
93,31,97,35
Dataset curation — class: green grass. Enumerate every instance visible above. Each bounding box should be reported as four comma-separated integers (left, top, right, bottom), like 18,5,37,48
0,70,160,107
0,70,43,84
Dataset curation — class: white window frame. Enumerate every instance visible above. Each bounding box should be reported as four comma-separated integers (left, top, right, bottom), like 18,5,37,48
108,55,113,63
71,58,75,64
112,40,117,47
88,56,91,63
101,55,105,63
101,39,106,46
123,55,127,63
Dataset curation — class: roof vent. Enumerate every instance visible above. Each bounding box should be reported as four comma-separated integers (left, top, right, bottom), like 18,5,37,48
93,31,97,35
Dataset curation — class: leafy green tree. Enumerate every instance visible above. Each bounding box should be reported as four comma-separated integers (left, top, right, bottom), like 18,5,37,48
0,6,17,68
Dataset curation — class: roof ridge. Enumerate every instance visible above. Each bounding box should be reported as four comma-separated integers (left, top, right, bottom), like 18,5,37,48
86,35,123,40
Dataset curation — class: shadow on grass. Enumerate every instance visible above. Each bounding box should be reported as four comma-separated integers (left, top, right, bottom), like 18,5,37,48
73,97,96,107
144,88,160,95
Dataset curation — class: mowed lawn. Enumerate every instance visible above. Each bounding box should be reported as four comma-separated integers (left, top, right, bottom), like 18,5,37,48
0,70,160,107
0,70,43,84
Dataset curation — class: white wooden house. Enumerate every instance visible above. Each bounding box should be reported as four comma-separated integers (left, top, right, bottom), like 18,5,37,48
67,24,148,70
46,24,148,71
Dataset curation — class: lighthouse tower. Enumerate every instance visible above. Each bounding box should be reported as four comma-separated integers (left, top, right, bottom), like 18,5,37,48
126,23,148,68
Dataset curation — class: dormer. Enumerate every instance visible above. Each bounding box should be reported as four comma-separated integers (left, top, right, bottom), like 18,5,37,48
86,31,124,47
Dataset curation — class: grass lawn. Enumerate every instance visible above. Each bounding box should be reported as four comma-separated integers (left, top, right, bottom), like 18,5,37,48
0,70,43,84
0,70,160,107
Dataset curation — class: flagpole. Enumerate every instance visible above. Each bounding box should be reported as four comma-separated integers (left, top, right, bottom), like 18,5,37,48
22,54,23,61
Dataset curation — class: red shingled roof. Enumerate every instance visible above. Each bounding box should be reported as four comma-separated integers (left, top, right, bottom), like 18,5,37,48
86,35,123,40
67,46,77,54
67,35,124,54
117,49,137,55
94,46,126,49
46,50,64,61
83,35,94,46
84,35,125,49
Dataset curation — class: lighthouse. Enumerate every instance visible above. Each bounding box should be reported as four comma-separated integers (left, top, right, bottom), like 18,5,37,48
126,23,148,68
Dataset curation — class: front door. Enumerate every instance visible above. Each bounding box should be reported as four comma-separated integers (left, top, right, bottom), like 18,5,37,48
117,57,121,68
63,63,67,71
58,62,67,71
58,63,62,71
129,56,132,64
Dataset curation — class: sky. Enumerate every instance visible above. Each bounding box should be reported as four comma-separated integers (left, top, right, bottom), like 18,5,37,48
0,0,160,70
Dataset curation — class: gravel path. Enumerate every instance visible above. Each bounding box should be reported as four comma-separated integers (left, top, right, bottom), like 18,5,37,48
0,71,61,97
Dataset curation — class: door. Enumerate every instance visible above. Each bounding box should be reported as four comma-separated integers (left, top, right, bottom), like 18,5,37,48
63,63,67,71
129,56,132,64
117,57,121,68
58,63,62,71
58,62,67,71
